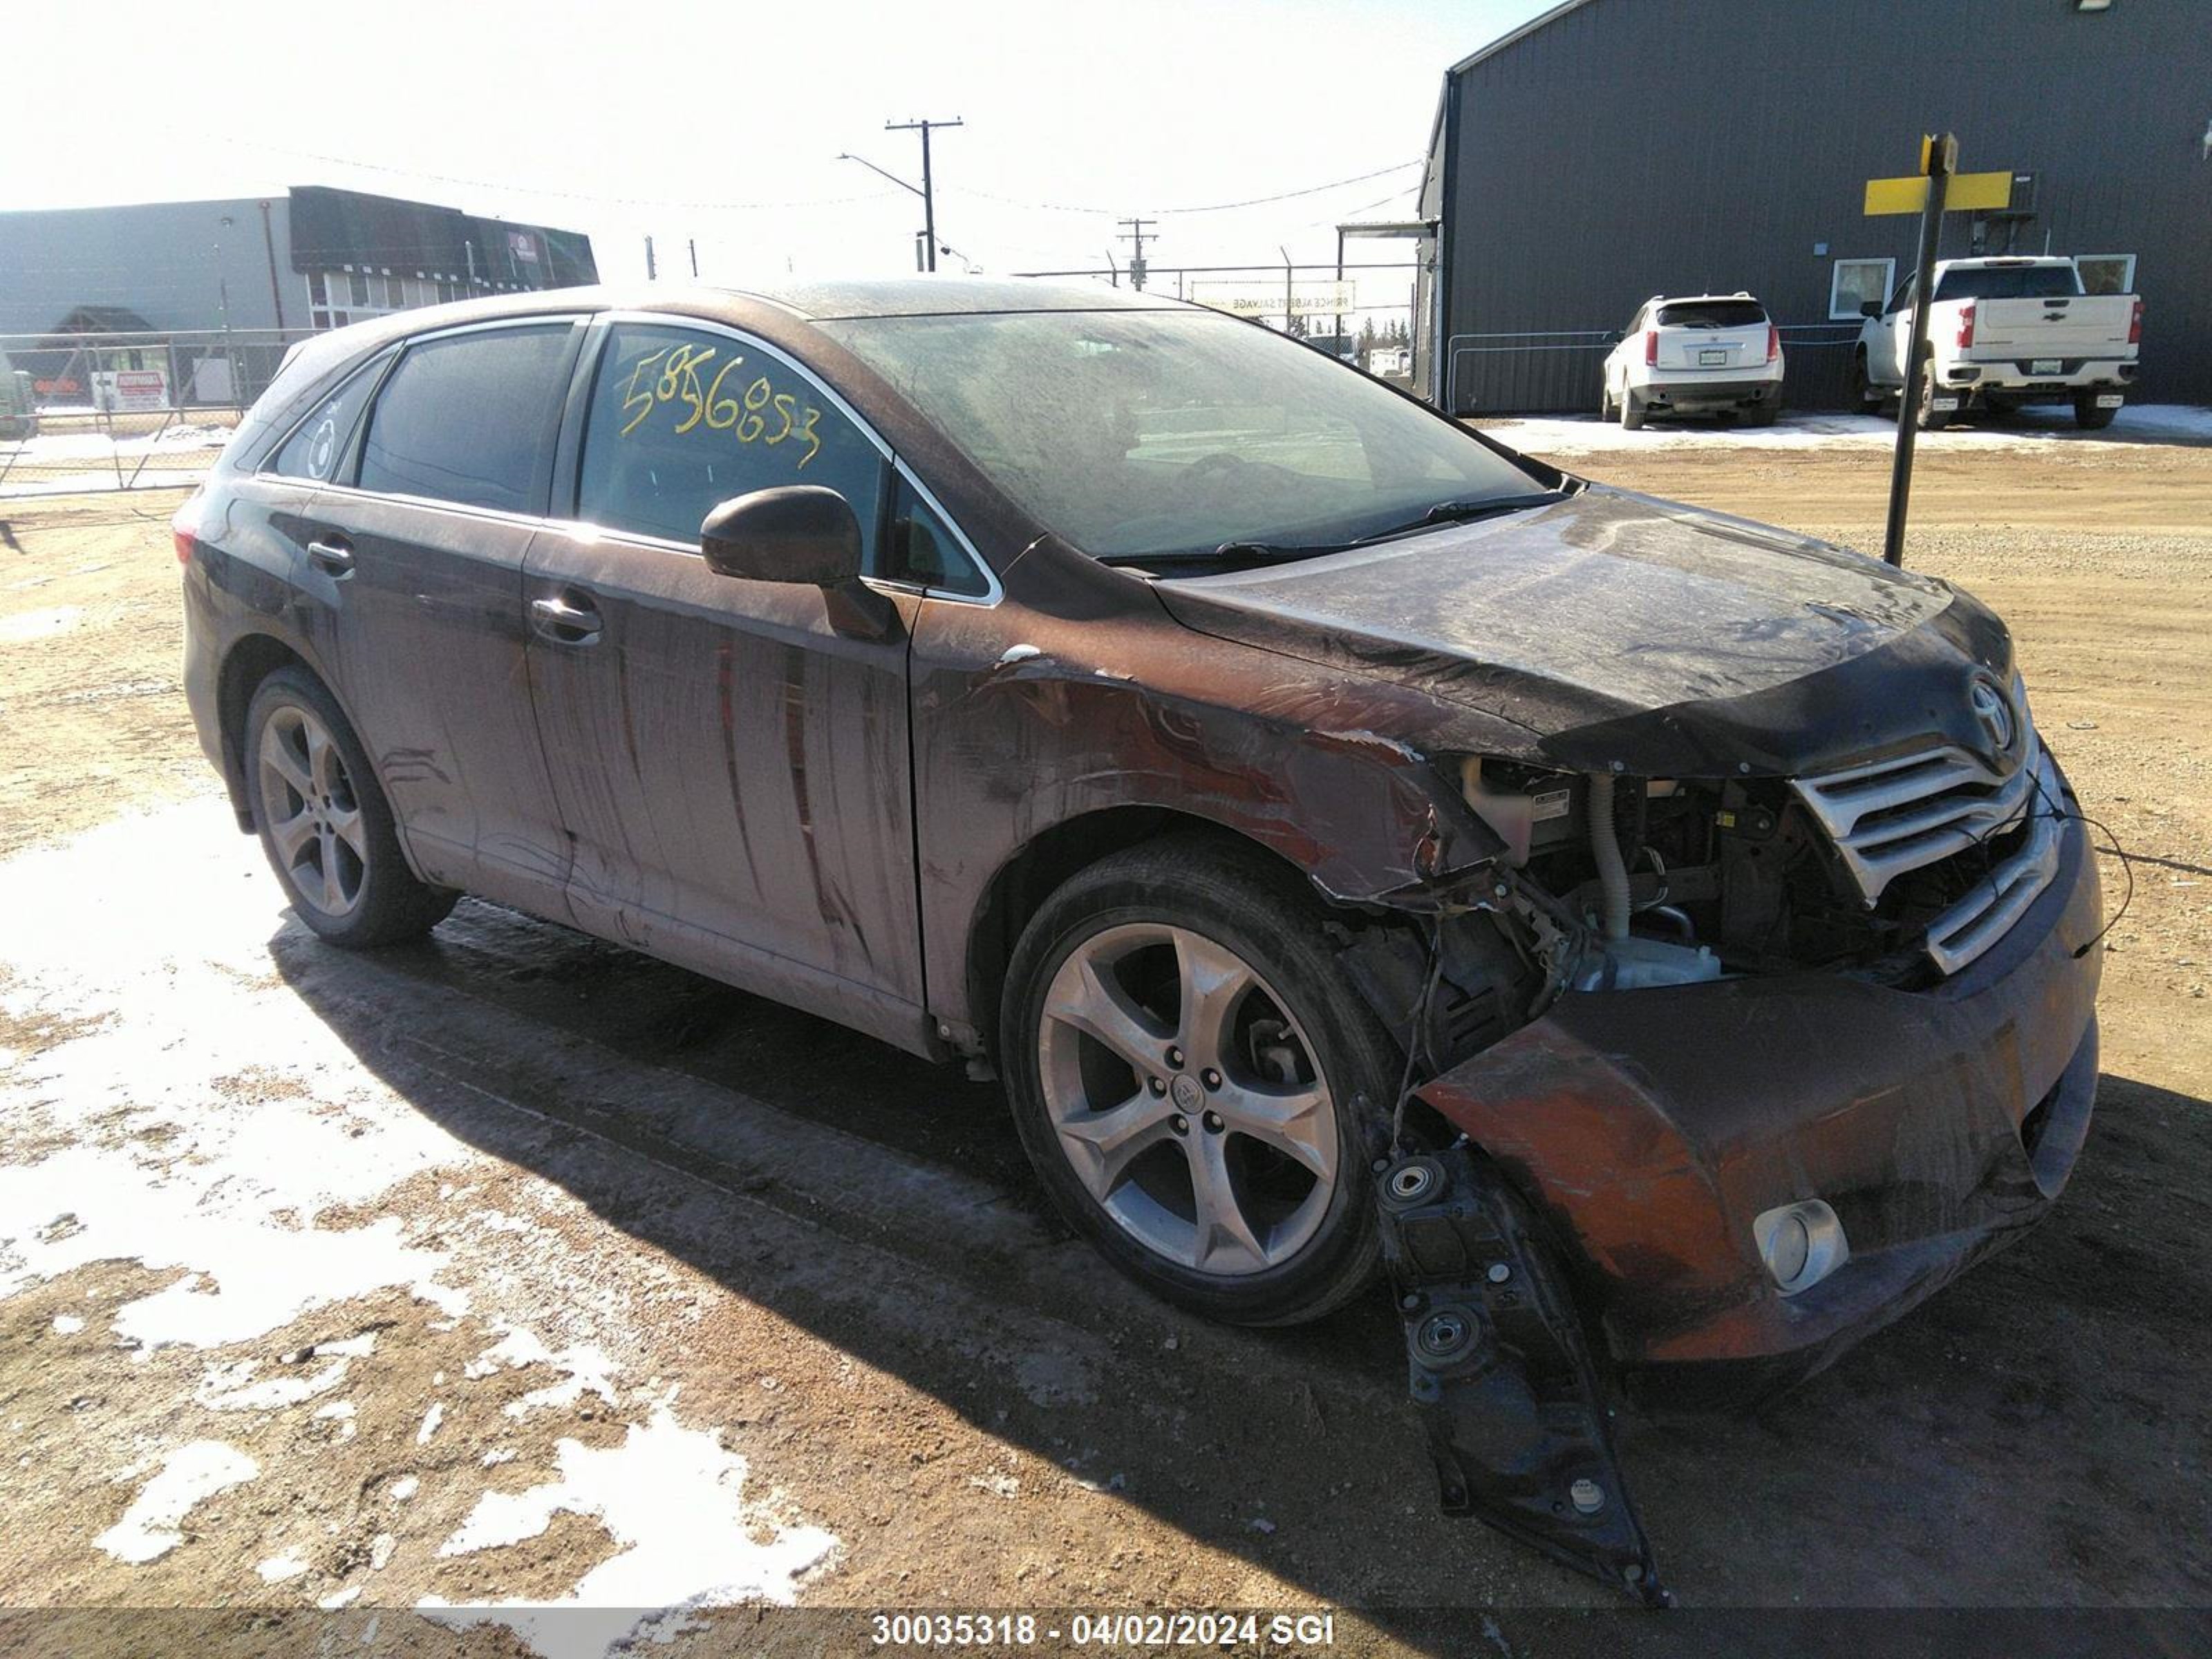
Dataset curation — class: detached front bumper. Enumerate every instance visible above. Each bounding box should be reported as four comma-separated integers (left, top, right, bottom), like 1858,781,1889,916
1416,796,2101,1403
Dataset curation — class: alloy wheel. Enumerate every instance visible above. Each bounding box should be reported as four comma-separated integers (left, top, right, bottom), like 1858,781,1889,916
257,704,368,919
1036,923,1338,1277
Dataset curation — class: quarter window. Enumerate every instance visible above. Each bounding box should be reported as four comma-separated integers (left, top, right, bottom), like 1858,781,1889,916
268,354,386,483
357,325,574,512
1830,257,1897,320
889,482,990,599
575,322,885,555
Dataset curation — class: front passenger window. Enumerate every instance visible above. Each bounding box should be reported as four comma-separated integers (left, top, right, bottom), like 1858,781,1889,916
576,322,885,557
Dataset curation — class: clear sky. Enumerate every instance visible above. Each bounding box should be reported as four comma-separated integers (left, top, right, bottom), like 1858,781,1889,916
9,0,1554,308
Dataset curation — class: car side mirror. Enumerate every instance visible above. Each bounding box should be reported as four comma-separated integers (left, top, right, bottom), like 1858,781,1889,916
700,485,897,640
700,485,862,585
1859,299,1884,319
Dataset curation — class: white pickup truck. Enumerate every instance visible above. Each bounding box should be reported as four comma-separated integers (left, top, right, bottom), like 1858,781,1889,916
1850,256,2140,430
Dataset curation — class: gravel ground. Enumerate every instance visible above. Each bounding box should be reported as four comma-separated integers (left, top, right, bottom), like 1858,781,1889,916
1,428,2209,1652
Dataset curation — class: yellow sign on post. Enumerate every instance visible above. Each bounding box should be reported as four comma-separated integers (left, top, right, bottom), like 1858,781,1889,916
1864,171,2014,216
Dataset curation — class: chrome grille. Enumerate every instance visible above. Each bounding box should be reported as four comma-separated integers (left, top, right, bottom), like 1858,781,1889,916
1792,726,2043,906
1922,754,2063,975
1794,712,2066,975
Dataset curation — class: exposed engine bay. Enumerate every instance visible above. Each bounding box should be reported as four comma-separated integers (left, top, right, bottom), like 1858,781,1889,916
1348,712,2068,1602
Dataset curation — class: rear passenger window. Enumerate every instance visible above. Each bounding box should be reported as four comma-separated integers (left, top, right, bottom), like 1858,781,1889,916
268,355,385,482
357,326,572,512
576,322,884,554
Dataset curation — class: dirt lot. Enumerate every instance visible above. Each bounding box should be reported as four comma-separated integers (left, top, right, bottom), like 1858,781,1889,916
1,422,2209,1651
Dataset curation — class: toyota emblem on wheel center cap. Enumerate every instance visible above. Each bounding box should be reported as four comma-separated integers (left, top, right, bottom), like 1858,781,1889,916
1969,673,2016,757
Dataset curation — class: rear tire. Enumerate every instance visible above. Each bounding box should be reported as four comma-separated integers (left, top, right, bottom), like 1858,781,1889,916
1000,836,1398,1327
1620,389,1647,431
244,668,456,948
2073,392,2119,431
1916,374,1952,432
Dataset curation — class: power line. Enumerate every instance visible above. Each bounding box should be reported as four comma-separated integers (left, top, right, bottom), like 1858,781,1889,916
207,135,902,213
945,159,1422,217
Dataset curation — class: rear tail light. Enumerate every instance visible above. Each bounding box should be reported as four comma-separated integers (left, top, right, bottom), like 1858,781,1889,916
171,494,202,565
1765,323,1780,364
1643,329,1658,366
1956,303,1976,350
2128,299,2143,344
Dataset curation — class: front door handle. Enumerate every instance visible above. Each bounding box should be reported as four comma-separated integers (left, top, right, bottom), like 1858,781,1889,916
306,536,354,576
529,593,603,646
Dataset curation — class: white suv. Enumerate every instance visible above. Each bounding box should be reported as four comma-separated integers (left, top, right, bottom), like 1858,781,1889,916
1600,293,1783,429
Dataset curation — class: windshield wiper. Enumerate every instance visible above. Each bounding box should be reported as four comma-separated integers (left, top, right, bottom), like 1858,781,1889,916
1353,488,1574,545
1099,488,1576,574
1098,539,1355,572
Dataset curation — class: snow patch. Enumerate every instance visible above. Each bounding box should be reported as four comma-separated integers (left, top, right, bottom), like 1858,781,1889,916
51,1314,84,1335
416,1402,445,1445
94,1441,259,1564
427,1405,836,1659
256,1548,310,1583
1483,402,2212,457
196,1357,350,1412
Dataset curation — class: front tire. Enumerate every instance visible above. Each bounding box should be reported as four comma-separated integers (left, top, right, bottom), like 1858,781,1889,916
1001,837,1398,1327
244,667,456,947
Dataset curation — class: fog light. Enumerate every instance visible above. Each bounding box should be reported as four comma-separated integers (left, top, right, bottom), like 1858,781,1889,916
1752,1200,1849,1297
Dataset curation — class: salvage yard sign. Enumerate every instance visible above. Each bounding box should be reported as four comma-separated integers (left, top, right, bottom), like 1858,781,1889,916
1189,281,1357,318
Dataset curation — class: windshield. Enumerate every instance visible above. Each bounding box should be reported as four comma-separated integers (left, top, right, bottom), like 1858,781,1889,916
1934,264,2081,302
817,308,1548,560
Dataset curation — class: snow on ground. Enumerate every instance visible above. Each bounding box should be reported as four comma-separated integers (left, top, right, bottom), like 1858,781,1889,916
92,1441,259,1564
1483,402,2212,456
0,804,842,1648
427,1406,838,1659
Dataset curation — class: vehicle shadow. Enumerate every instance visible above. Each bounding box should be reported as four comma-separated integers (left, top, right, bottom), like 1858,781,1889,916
270,897,2212,1622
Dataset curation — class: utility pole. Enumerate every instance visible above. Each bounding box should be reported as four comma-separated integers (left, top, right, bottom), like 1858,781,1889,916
644,236,657,280
885,117,962,272
1117,217,1156,292
688,238,699,279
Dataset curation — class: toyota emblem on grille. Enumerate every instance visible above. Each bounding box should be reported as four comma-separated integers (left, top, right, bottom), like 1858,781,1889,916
1969,673,2016,756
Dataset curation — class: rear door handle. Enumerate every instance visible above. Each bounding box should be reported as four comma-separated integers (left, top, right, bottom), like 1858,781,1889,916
529,593,603,646
306,535,354,576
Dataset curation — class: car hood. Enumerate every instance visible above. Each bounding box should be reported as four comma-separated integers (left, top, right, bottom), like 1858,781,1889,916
1152,484,2016,778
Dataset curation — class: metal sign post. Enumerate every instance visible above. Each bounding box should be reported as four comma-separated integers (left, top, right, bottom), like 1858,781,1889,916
1882,132,1954,568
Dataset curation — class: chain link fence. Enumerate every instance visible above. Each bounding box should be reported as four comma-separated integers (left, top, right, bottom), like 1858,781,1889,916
0,328,311,498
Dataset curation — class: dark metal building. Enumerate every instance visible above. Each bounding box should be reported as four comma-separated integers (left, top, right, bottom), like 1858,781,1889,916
1416,0,2211,413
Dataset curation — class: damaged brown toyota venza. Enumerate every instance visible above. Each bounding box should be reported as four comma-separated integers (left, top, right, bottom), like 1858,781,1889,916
178,281,2101,1600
